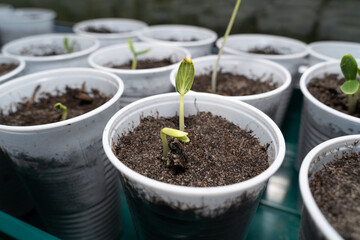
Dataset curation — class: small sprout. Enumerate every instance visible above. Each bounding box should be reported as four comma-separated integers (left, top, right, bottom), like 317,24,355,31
160,127,190,158
340,54,360,114
54,103,68,121
175,57,195,131
211,0,242,92
63,37,75,53
128,38,151,70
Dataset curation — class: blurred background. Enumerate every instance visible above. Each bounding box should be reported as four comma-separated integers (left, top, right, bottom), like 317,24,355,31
0,0,359,43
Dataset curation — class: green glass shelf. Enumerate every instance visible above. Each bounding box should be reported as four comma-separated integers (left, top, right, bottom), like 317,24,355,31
0,88,304,240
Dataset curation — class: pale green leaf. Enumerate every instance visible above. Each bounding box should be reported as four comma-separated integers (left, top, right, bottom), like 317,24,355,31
136,48,151,56
161,127,190,142
340,80,360,95
175,57,195,95
341,54,358,81
127,38,136,55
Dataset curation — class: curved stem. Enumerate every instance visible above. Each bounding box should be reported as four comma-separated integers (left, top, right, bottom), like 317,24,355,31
160,130,169,157
211,0,242,92
179,94,184,131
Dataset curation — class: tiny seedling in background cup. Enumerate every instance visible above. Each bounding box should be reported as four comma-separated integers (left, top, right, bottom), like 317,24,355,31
127,38,151,69
63,37,75,53
340,54,360,115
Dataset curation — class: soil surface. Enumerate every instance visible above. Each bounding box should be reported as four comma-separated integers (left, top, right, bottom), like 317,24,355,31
105,58,173,70
310,145,360,240
192,71,277,96
0,84,110,126
0,63,18,76
113,112,269,187
307,74,360,118
247,46,285,55
20,45,68,56
85,26,122,33
158,37,199,42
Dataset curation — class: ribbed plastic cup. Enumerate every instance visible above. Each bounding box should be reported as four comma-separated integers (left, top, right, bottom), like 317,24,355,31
299,135,360,240
2,33,99,75
138,24,218,58
0,55,25,84
73,18,148,47
297,61,360,169
88,42,190,107
0,68,124,240
169,55,292,126
103,92,285,240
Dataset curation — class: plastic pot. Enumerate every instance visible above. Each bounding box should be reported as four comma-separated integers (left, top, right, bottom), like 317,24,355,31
0,55,25,84
2,33,100,74
308,41,360,67
299,134,360,240
138,24,218,58
0,68,124,240
73,18,148,47
170,55,292,126
297,61,360,169
88,42,190,107
103,92,286,240
216,34,308,79
0,8,56,44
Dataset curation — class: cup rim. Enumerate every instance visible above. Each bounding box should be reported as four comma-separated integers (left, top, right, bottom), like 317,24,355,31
308,40,360,62
0,55,25,83
2,33,100,62
0,67,124,132
169,54,292,101
299,134,360,240
216,33,308,60
88,42,191,75
103,92,286,196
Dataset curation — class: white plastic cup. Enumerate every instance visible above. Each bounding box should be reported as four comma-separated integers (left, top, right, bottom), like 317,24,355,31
0,68,124,240
103,92,285,240
138,24,218,58
308,41,360,67
88,42,190,107
2,33,100,75
299,135,360,240
297,61,360,169
0,55,25,84
73,18,148,47
170,55,292,126
0,8,56,44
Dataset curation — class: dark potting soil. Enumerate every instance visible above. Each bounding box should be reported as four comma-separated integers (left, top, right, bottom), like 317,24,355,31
0,84,110,126
85,26,122,33
0,63,18,76
20,45,68,56
309,147,360,240
307,74,360,118
158,37,199,42
105,58,173,70
247,46,285,55
113,112,269,187
192,71,278,96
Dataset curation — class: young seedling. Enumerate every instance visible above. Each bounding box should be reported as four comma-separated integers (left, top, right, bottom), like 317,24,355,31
160,127,190,157
175,57,195,131
340,54,360,114
211,0,242,92
128,38,151,70
54,103,68,121
63,37,75,53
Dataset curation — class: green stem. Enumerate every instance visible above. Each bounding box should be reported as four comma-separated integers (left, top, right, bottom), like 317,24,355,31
160,131,169,157
179,94,184,131
211,0,242,92
348,90,359,115
132,56,137,70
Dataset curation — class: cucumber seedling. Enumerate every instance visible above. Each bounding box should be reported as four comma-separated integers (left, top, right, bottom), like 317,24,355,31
340,54,360,114
63,37,76,53
54,103,68,121
211,0,242,92
128,38,151,70
160,128,189,157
